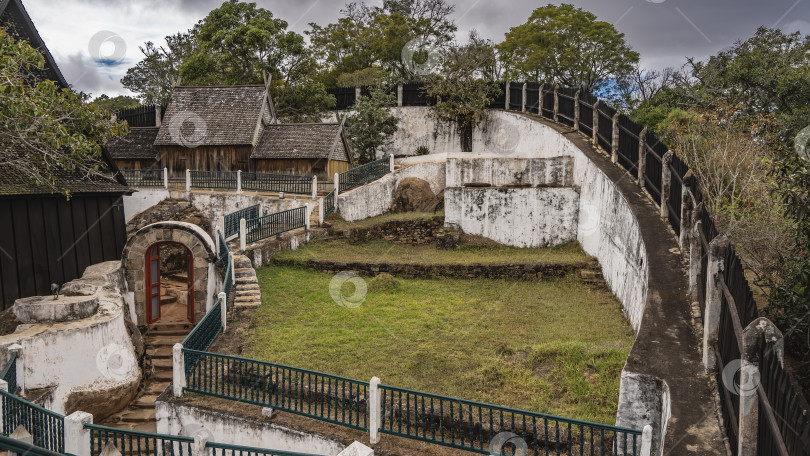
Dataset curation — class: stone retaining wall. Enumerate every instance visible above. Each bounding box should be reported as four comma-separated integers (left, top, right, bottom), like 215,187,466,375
332,216,445,245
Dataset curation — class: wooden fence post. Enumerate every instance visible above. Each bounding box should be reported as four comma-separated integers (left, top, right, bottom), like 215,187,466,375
703,235,730,372
661,151,674,219
592,100,600,146
689,203,704,301
538,85,544,115
573,90,580,131
637,127,647,185
155,105,162,128
521,83,527,112
611,114,620,164
397,83,403,107
680,171,695,249
553,85,559,122
504,81,511,110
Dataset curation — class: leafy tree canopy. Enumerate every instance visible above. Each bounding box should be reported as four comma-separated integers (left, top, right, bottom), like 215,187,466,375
497,3,638,91
90,94,141,113
122,31,197,105
344,87,399,163
0,30,128,196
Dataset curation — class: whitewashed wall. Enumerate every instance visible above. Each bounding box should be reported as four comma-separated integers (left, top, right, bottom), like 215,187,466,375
445,156,574,188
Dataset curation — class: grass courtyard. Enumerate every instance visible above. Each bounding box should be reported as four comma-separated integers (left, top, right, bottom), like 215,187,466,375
244,262,635,425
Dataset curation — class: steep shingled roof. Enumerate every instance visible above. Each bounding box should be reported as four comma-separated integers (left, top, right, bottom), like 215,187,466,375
106,127,160,160
251,123,350,162
154,85,268,147
0,0,68,88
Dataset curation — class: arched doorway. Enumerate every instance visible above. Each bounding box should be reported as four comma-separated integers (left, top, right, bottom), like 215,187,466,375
121,222,218,326
145,242,195,324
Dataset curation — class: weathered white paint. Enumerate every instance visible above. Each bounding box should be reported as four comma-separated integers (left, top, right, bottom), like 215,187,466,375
445,187,580,248
155,398,345,455
123,188,171,222
0,262,140,414
338,442,374,456
445,156,574,188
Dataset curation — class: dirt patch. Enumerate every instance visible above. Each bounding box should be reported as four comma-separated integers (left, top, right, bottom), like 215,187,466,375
0,307,20,336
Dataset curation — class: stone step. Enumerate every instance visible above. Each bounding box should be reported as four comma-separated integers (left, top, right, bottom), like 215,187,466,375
235,289,261,297
236,283,260,291
152,358,172,369
145,336,185,348
145,382,170,395
235,268,256,278
233,255,253,269
131,395,160,409
159,295,177,305
147,323,190,332
117,409,157,423
236,277,258,285
234,301,261,308
152,370,173,382
144,328,188,337
146,347,172,359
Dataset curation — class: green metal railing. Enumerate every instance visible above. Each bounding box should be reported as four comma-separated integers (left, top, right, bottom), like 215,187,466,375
0,389,64,453
323,189,336,218
207,442,324,456
121,169,164,187
182,350,369,431
1,352,17,394
225,205,260,239
182,299,223,376
223,257,234,299
242,172,312,194
0,434,65,456
218,230,229,267
190,171,238,190
338,156,390,193
85,423,194,456
245,207,307,244
379,384,643,455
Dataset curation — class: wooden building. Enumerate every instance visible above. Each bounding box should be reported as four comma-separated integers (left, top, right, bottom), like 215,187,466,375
0,0,131,308
252,123,351,177
106,127,160,170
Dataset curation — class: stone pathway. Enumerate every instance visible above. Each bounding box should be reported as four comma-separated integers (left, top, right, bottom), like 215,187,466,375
232,254,261,308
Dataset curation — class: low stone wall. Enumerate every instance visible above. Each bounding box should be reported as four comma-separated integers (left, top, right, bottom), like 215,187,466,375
273,258,592,281
240,228,329,268
445,156,574,188
0,262,140,418
333,216,445,245
444,187,580,248
155,394,345,455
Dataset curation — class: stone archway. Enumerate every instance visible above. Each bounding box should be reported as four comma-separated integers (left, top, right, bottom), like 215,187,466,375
122,222,218,326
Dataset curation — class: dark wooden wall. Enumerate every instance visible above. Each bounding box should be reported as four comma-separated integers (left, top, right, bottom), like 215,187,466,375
160,146,252,177
114,159,159,170
252,158,349,179
0,194,127,309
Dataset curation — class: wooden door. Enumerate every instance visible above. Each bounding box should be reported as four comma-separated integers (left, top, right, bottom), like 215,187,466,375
145,244,161,324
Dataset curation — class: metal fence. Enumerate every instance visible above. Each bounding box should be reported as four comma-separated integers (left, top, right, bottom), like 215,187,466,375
241,173,312,195
324,189,336,218
218,230,229,267
190,171,238,190
121,169,164,187
244,207,307,244
1,352,17,394
207,442,324,456
86,423,194,456
0,389,64,453
182,298,224,377
225,205,260,239
0,434,65,456
183,350,369,431
116,104,166,128
379,384,643,455
338,156,390,193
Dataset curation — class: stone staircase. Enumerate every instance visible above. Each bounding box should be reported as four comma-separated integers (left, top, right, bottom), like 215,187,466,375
232,254,261,308
99,323,189,432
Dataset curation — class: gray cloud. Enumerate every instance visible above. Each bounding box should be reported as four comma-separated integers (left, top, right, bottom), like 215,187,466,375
31,0,810,96
58,53,128,96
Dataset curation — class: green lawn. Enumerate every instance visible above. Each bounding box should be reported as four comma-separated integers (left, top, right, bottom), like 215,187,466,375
274,238,590,266
245,266,634,424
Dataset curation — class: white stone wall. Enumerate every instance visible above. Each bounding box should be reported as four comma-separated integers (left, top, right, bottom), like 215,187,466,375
155,399,345,455
445,187,580,248
445,156,574,188
0,262,139,414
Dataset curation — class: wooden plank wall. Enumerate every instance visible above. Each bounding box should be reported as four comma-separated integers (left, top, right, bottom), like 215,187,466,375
253,158,349,179
0,194,127,309
160,146,252,177
114,159,159,170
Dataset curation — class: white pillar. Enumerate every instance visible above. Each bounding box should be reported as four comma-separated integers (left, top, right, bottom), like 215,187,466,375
185,169,191,192
334,173,340,197
65,411,93,456
173,343,186,397
369,377,381,444
229,252,235,282
305,206,311,231
163,168,168,189
389,155,394,174
8,344,23,395
318,198,324,226
192,429,210,456
219,292,227,332
239,218,247,251
237,170,242,194
640,425,653,456
312,175,318,201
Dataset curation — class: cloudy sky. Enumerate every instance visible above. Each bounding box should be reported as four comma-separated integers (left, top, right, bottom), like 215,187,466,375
22,0,810,98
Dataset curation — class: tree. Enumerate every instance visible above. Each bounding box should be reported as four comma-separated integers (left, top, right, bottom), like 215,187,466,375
179,0,333,121
344,88,399,163
497,4,638,91
121,31,197,105
90,94,141,113
0,30,128,196
426,32,501,152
